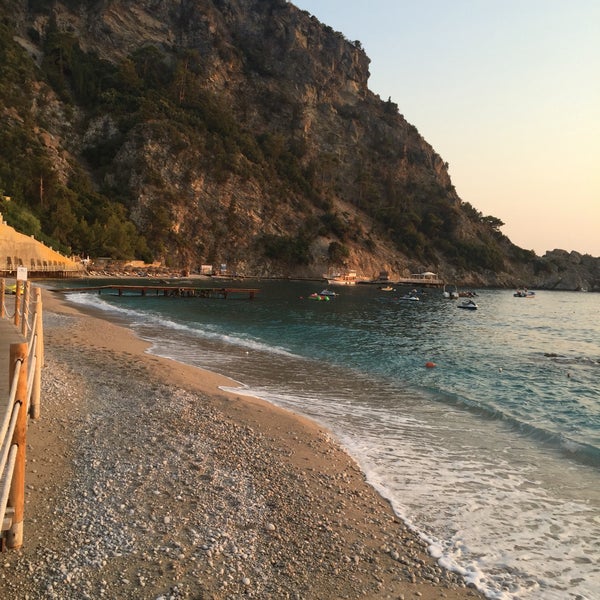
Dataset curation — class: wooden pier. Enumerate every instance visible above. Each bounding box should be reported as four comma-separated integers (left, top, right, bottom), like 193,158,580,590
52,285,260,299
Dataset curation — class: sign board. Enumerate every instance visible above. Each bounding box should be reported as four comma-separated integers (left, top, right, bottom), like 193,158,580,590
16,266,28,281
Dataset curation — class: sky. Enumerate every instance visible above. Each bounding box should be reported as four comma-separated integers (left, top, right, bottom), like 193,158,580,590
292,1,600,257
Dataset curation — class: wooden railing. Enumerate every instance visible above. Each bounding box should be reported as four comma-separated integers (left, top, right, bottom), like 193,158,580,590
0,265,83,279
0,280,43,550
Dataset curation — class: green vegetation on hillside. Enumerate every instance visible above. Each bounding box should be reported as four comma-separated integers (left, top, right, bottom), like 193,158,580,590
0,4,517,274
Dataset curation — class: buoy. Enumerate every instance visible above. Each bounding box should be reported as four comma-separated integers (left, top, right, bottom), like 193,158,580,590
425,361,436,368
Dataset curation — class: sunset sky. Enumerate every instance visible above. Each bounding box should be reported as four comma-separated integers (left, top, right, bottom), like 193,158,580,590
293,0,600,257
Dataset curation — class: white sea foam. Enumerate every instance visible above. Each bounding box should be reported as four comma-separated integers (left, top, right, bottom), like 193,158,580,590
66,291,141,316
67,291,297,359
143,328,298,364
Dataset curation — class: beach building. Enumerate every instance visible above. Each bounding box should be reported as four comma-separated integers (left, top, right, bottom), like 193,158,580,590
0,213,84,278
395,271,444,287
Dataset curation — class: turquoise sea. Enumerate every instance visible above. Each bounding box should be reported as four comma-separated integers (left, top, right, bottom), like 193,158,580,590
57,280,599,600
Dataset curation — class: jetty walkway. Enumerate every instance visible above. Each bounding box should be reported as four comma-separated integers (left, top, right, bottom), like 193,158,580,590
53,284,260,299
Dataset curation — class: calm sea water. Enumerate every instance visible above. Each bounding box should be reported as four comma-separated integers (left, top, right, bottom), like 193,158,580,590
57,279,599,600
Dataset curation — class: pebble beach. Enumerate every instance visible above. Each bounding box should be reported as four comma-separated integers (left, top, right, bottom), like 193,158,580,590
0,290,485,600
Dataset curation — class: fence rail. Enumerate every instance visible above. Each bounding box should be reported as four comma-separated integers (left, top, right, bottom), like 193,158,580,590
0,266,83,279
0,279,43,550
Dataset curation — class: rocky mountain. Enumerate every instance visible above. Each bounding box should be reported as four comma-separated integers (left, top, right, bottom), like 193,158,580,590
1,0,598,289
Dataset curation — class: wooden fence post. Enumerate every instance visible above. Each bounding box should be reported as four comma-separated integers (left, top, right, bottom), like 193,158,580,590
7,342,28,549
30,288,43,419
38,288,44,368
21,281,30,337
0,279,5,319
13,281,22,329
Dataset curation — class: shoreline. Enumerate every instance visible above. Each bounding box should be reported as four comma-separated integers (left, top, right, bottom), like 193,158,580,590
0,288,485,599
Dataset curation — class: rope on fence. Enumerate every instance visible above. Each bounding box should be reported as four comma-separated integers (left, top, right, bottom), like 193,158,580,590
0,360,23,444
0,403,21,521
0,446,17,531
0,281,15,320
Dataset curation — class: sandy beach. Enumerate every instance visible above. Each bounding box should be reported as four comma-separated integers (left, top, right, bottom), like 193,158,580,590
0,289,485,599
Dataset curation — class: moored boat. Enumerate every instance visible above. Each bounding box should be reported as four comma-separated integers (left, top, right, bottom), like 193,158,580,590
514,289,535,298
399,293,420,302
318,289,338,297
457,299,478,310
323,270,358,286
442,284,459,299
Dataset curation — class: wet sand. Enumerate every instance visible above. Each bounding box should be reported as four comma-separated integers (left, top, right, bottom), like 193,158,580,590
0,289,485,599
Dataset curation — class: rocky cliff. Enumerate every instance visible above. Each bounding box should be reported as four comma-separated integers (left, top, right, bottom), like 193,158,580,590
1,0,598,289
532,250,600,292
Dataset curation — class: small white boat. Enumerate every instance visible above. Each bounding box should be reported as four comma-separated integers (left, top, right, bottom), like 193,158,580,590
457,299,478,310
443,285,459,299
514,289,535,298
318,289,338,297
399,294,419,302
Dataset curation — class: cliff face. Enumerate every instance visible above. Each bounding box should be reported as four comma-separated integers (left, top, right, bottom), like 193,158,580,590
532,250,600,292
2,0,598,289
